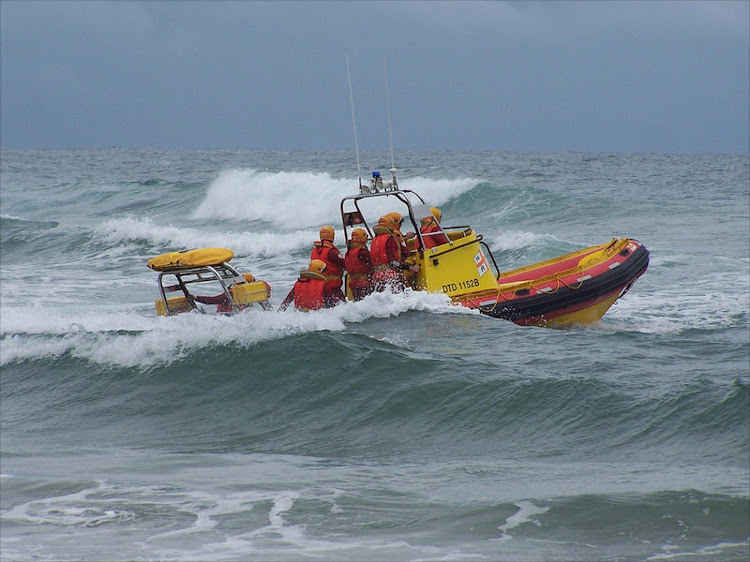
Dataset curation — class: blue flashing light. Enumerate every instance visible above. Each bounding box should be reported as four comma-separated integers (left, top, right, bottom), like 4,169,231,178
372,171,381,178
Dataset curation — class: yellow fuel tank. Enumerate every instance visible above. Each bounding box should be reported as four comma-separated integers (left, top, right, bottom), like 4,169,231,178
230,281,270,305
155,296,194,316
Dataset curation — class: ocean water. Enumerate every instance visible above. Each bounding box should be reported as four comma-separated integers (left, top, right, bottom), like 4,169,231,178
0,148,748,561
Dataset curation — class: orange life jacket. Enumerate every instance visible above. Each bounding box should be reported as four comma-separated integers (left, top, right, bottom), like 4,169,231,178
345,242,372,289
311,240,344,290
370,227,405,287
420,222,449,249
370,227,401,266
293,272,327,311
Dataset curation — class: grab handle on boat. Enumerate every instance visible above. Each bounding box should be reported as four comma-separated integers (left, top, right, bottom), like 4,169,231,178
479,239,500,277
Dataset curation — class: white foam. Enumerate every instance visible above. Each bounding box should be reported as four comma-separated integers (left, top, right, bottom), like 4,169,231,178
497,500,550,536
191,169,350,227
400,176,478,207
0,289,474,369
647,540,750,560
92,170,479,258
2,481,136,528
142,486,381,559
0,213,32,221
96,215,317,257
242,491,310,547
97,216,200,246
488,230,564,253
603,284,750,334
190,168,477,227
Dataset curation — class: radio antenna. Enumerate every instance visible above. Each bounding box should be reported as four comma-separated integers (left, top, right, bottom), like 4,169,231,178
384,58,398,189
346,56,363,191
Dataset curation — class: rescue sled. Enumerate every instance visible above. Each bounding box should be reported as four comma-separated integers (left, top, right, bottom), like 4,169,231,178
147,248,272,316
340,171,649,328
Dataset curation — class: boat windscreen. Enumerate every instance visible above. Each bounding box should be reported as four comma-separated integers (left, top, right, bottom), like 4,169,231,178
343,210,366,227
410,203,434,223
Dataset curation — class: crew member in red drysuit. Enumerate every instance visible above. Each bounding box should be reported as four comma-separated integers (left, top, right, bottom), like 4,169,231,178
370,214,419,292
344,228,373,301
279,260,345,311
419,207,449,249
310,225,346,302
193,273,257,313
387,211,415,257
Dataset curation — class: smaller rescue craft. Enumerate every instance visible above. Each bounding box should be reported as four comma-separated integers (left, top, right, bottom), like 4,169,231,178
340,170,649,328
147,247,272,316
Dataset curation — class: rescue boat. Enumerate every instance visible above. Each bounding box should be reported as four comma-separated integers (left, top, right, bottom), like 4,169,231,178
147,248,272,316
340,170,649,328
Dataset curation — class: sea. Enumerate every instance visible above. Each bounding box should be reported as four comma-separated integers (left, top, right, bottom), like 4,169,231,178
1,148,748,562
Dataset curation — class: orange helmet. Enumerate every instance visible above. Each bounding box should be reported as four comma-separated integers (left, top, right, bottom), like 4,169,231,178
308,259,327,274
351,228,368,242
388,211,404,227
430,207,442,222
377,214,398,230
243,273,255,283
319,225,335,241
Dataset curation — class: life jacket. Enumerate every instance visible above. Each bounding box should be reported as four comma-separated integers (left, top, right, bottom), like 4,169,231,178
370,227,405,286
370,226,401,266
293,272,327,311
311,240,344,290
420,220,449,249
345,241,372,289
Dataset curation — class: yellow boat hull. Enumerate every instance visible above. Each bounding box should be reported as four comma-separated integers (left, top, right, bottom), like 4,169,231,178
455,238,649,327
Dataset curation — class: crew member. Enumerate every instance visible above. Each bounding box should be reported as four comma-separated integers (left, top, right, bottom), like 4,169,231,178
311,225,346,302
193,273,257,313
344,228,373,301
388,211,416,257
370,214,419,292
279,260,345,311
419,207,449,249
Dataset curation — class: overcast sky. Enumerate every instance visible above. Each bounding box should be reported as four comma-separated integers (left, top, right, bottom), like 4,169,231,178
1,0,748,153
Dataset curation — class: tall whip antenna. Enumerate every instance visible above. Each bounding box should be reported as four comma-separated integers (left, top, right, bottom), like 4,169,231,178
383,58,397,189
346,56,363,191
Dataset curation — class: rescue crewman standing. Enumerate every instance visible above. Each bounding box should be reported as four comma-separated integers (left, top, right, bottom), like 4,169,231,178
419,207,449,249
279,259,345,311
370,214,419,292
311,225,346,302
344,228,373,301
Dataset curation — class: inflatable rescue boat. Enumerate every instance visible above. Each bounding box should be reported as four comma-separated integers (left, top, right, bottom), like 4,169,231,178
341,171,649,328
148,248,272,316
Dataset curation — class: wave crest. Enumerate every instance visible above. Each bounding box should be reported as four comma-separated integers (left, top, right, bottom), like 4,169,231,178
190,168,479,227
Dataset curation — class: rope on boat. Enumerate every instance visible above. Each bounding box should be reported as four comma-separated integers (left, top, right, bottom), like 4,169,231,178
559,268,586,290
482,269,581,313
479,241,629,314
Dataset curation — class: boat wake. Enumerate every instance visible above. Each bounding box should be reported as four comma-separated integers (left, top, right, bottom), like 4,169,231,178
0,290,469,369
